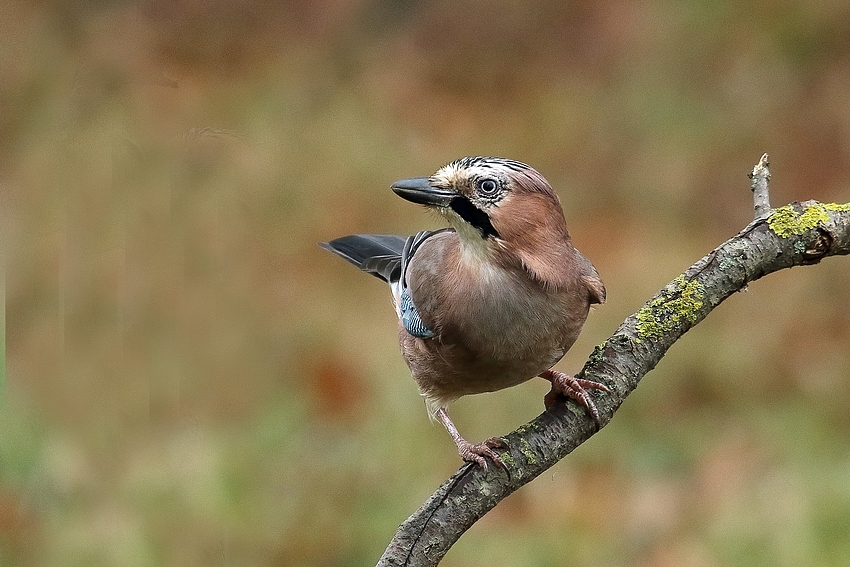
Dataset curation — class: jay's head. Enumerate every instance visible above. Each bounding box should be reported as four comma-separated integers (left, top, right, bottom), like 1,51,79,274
391,157,574,280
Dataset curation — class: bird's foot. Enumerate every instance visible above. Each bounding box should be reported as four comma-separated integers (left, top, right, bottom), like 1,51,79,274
435,407,508,470
456,437,508,470
541,369,611,429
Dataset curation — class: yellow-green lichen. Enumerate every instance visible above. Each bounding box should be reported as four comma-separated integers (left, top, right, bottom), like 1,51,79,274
587,343,607,365
768,203,832,237
635,275,705,343
824,202,850,212
518,437,537,465
515,422,542,436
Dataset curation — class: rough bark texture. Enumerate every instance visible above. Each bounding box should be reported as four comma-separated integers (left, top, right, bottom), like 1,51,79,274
377,158,850,567
750,153,772,220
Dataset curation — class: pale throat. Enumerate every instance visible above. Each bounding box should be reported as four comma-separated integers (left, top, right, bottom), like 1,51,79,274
451,215,493,255
451,225,513,288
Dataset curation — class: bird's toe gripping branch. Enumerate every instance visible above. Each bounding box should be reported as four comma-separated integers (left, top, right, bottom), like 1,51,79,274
541,369,611,429
456,437,509,470
436,407,509,470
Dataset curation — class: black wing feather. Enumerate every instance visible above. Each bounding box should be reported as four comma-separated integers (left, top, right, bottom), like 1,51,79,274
320,234,406,283
321,229,454,340
320,229,453,285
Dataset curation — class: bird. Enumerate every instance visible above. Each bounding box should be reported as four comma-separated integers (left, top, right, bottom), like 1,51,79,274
321,157,608,469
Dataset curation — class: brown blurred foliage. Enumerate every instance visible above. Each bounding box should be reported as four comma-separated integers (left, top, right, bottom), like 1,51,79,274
2,1,850,566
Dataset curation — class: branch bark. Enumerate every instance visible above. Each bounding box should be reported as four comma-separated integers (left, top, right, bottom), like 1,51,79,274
377,157,850,567
750,153,772,220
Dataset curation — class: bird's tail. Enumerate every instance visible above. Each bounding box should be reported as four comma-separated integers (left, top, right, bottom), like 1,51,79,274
319,234,405,283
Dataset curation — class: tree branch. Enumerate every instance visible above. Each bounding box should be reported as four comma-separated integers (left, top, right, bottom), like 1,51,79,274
750,153,772,220
377,157,850,567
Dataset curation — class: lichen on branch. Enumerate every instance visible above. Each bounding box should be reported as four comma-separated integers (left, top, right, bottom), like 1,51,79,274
635,275,706,343
768,202,850,238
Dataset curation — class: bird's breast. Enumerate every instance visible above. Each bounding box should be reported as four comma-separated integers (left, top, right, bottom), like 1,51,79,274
441,262,583,362
403,237,590,400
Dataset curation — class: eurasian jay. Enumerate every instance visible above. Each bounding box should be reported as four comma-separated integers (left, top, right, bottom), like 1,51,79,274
321,157,608,469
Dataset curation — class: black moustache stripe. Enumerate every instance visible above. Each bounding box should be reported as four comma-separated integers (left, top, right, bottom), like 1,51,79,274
450,197,500,239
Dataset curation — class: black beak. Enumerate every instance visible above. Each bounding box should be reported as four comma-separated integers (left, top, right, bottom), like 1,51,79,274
391,177,455,207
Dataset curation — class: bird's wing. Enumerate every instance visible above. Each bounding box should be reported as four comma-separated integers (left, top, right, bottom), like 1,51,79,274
400,230,452,287
321,230,452,337
582,273,606,305
396,229,453,338
320,234,406,283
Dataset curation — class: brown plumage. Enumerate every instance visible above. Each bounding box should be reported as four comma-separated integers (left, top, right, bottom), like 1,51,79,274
321,157,608,468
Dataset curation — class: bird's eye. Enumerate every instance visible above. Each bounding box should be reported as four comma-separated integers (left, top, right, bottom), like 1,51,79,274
478,178,499,196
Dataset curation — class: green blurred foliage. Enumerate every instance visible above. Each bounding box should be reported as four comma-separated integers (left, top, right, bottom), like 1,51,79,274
2,1,850,565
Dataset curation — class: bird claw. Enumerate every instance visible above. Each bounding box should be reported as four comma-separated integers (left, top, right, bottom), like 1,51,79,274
457,437,508,470
543,370,610,429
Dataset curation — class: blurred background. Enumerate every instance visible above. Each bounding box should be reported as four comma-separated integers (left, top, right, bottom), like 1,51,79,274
3,1,850,565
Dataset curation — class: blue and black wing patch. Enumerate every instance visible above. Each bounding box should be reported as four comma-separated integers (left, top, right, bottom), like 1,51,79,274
397,230,452,339
321,229,453,340
400,288,435,339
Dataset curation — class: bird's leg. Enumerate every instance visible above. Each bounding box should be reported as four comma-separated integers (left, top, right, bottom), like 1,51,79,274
540,369,611,429
435,407,507,470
